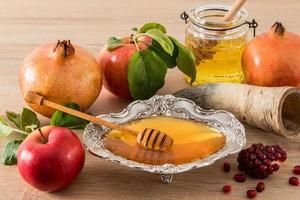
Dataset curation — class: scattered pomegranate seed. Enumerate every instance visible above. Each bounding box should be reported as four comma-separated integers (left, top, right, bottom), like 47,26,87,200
223,162,231,172
234,173,246,182
289,177,299,186
222,185,231,193
247,189,257,198
293,166,300,175
256,181,265,192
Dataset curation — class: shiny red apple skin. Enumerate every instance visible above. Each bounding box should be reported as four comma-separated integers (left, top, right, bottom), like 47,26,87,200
17,126,85,192
98,44,136,99
97,36,152,99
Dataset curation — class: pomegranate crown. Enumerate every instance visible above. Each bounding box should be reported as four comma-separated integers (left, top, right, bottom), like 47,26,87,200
53,40,75,58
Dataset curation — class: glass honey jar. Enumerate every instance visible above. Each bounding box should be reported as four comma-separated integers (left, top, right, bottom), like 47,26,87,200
181,4,257,85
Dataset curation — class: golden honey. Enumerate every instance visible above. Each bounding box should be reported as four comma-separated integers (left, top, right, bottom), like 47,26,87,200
185,35,246,85
103,116,226,165
183,4,249,85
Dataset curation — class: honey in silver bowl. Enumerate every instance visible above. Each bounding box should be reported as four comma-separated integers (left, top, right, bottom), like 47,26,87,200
102,116,226,165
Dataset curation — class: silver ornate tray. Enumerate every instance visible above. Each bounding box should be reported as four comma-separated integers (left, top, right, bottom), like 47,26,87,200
83,95,246,183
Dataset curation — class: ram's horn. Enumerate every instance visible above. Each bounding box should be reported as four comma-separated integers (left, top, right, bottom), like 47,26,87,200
175,83,300,138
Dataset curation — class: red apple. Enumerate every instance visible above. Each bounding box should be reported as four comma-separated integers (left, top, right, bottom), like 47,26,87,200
97,36,152,99
17,126,85,192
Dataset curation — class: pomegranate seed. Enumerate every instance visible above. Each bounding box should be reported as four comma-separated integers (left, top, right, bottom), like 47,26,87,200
293,166,300,175
222,185,231,193
259,165,267,173
289,177,299,186
272,163,280,171
256,181,265,192
249,147,255,152
266,166,274,175
247,189,257,198
280,153,287,162
223,162,231,172
250,153,257,160
263,159,271,167
275,152,282,160
234,173,246,182
254,159,261,166
259,153,266,160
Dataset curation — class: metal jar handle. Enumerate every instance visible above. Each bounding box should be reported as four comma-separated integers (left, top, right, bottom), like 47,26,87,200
180,11,258,37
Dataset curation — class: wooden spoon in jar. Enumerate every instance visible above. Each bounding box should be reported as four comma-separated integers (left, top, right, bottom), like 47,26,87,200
25,91,174,152
223,0,247,22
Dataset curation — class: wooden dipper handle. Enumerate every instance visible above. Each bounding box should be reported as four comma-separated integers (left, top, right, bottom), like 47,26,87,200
24,91,138,136
25,91,174,152
223,0,247,22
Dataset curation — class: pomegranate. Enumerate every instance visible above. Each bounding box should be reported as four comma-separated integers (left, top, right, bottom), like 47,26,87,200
242,22,300,87
19,40,102,117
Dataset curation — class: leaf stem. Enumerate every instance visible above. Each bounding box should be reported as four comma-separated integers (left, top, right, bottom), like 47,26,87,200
12,128,29,136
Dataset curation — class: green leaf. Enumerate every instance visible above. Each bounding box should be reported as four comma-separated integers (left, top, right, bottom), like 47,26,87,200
169,36,196,83
6,108,40,133
143,29,174,55
0,117,10,127
132,27,138,32
149,40,176,68
107,37,123,51
128,49,167,99
0,117,14,137
1,140,23,165
21,108,40,132
6,111,21,129
139,22,167,34
50,103,89,129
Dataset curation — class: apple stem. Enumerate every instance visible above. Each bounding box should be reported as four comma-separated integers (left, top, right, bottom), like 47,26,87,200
132,34,140,51
38,128,47,144
133,39,140,51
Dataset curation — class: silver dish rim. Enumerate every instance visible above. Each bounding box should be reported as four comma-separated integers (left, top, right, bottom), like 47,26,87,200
83,95,246,175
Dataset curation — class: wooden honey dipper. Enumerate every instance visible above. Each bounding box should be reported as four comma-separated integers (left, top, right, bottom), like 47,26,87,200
25,91,174,152
222,0,247,22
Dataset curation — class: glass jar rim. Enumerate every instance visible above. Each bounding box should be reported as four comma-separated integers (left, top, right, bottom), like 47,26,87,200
186,4,248,30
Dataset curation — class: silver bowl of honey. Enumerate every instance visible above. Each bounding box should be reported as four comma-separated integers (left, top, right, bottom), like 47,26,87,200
83,95,246,183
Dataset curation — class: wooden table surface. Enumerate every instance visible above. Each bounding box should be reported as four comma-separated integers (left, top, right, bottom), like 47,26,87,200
1,0,300,199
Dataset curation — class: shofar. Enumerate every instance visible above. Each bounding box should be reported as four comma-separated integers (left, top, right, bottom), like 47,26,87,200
174,83,300,138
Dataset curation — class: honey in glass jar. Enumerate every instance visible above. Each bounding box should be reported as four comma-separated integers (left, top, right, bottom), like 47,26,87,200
183,4,254,85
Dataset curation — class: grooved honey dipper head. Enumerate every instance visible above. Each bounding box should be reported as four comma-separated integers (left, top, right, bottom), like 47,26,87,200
136,128,173,152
